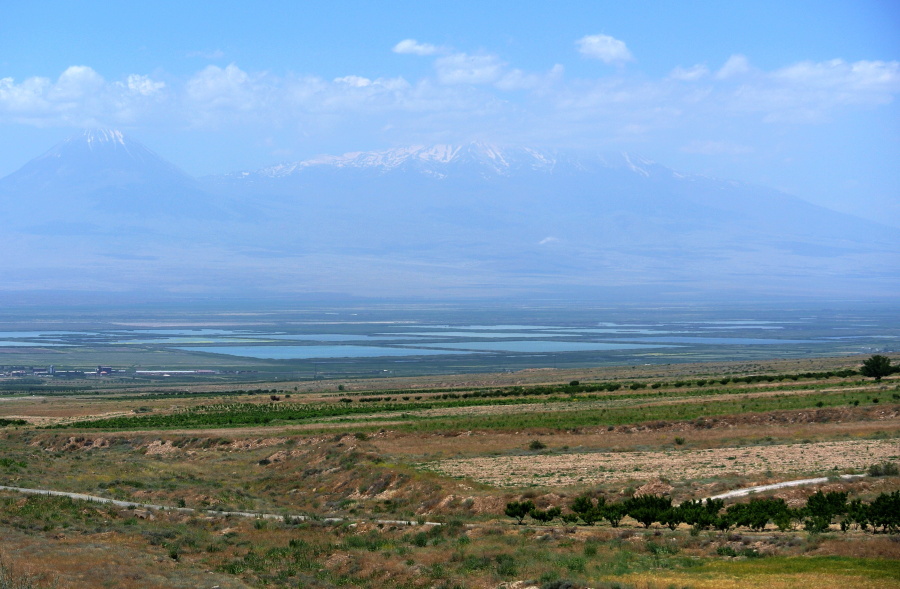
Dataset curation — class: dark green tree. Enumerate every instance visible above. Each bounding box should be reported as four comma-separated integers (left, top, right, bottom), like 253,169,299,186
678,498,722,531
844,498,870,531
868,491,900,533
528,506,562,525
601,502,627,528
725,498,789,531
624,495,672,529
505,500,535,525
860,355,895,381
570,494,605,526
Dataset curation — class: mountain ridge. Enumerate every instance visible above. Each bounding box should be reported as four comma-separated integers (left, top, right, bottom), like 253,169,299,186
228,142,666,180
0,130,897,299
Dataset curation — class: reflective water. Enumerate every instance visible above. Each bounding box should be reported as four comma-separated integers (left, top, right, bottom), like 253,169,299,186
176,345,478,359
406,341,673,353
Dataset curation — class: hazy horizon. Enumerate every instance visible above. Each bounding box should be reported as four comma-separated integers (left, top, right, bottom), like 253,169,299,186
1,2,898,303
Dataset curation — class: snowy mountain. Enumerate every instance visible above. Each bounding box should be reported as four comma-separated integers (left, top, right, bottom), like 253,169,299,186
1,133,898,299
0,129,218,219
229,142,659,180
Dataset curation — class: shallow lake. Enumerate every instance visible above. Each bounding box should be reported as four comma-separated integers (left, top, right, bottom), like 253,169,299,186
176,345,479,359
404,341,674,353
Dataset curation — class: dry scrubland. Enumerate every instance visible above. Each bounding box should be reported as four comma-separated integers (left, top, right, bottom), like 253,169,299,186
0,356,898,588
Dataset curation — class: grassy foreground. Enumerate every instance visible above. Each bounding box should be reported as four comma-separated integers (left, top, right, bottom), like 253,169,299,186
0,357,897,588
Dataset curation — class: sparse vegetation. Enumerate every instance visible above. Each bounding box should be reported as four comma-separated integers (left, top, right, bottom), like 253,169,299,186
529,439,547,451
0,353,897,588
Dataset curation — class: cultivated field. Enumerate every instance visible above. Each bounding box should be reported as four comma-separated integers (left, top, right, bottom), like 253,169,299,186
0,356,897,588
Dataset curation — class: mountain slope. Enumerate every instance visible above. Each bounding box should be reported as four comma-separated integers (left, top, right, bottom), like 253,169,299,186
0,129,221,220
1,137,897,298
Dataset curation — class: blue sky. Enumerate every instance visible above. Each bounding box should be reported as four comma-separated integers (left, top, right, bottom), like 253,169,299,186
1,0,898,223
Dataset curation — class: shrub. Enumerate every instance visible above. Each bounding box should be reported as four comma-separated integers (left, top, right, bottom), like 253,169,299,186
716,546,738,557
529,439,547,451
868,462,899,477
495,554,517,577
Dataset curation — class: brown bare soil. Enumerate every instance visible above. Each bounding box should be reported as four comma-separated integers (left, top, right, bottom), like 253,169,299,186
423,438,900,488
371,405,899,457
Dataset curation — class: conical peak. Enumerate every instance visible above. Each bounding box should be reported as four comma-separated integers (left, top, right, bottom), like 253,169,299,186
78,128,128,147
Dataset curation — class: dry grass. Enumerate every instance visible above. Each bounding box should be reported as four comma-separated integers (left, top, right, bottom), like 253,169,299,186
371,406,899,458
0,357,897,588
422,438,900,488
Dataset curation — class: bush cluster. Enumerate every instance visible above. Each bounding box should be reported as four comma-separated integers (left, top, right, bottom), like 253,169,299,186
506,490,900,534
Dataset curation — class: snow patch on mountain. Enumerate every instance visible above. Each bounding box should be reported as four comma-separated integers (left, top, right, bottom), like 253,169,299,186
244,142,572,179
82,128,127,147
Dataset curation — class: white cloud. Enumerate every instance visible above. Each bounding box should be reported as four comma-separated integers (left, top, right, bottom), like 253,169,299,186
669,64,709,81
435,53,505,85
124,74,165,96
0,76,51,113
186,63,262,111
496,64,564,91
49,66,105,100
334,75,372,88
716,54,750,79
576,34,633,64
0,66,170,127
393,39,442,56
726,58,900,122
773,59,900,93
1,52,898,154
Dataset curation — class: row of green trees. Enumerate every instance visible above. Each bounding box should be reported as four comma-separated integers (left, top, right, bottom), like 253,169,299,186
506,490,900,534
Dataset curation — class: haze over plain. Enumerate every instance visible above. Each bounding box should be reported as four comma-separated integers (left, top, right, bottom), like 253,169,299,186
1,1,898,301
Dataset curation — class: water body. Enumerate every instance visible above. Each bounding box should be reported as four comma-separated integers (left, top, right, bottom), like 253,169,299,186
0,341,69,347
619,337,819,345
405,341,673,353
2,304,896,371
551,328,677,335
248,334,422,342
176,345,477,359
0,331,84,338
387,331,568,339
113,334,418,345
113,337,265,345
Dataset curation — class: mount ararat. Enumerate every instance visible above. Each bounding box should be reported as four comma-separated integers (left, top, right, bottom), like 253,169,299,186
1,130,896,300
